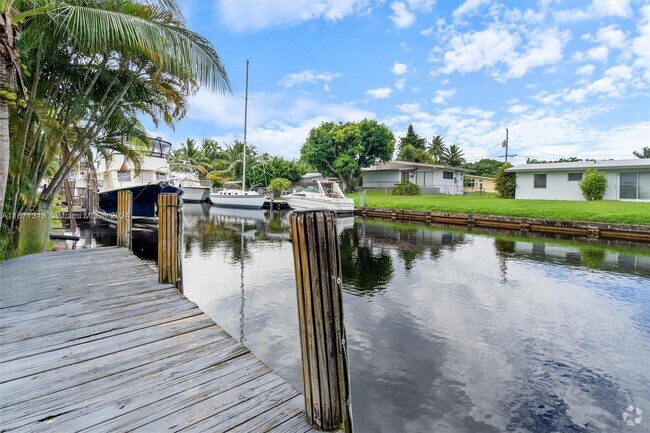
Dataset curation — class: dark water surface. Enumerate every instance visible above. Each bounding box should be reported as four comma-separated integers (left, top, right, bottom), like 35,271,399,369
86,204,650,433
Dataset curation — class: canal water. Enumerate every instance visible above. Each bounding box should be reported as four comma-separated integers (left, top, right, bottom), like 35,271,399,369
83,203,650,433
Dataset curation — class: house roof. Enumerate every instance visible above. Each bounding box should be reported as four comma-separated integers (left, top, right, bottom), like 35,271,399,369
465,174,495,180
362,160,470,172
506,159,650,172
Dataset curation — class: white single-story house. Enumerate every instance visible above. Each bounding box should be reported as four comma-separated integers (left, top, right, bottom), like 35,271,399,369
300,172,328,184
361,161,469,195
506,159,650,201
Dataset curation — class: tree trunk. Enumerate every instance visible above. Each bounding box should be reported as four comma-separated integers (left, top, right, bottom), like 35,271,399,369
0,43,10,227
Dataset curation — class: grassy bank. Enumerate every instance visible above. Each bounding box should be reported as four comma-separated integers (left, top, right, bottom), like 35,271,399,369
349,190,650,225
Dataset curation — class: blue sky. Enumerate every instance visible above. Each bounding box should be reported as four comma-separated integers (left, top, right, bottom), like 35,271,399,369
145,0,650,164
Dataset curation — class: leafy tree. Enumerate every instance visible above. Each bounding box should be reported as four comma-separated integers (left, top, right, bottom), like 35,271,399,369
0,0,230,229
247,157,307,189
301,119,394,192
440,144,466,166
462,158,503,177
267,178,290,194
494,162,516,198
579,169,607,201
399,124,427,150
428,135,446,163
397,144,434,164
633,147,650,158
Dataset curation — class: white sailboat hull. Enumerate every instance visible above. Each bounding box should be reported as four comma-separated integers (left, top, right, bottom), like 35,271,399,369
209,190,265,209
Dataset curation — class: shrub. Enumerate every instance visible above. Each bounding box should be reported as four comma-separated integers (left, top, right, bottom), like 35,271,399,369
579,169,607,201
494,163,516,198
268,178,291,194
392,181,420,196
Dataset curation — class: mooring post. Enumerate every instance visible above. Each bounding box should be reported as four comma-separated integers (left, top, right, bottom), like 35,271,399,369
158,193,183,292
116,190,132,250
17,213,48,255
289,210,352,432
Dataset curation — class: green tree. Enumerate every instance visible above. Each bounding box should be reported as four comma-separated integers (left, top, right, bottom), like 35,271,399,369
428,135,446,163
462,158,503,177
301,119,394,192
1,0,230,255
633,147,650,158
397,144,434,164
494,162,516,198
171,139,205,167
248,156,306,189
440,144,466,166
399,124,427,150
267,178,290,194
579,169,607,201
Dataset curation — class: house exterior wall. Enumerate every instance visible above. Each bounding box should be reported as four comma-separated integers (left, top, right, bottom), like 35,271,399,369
514,168,650,201
465,176,496,193
361,168,465,194
362,170,401,188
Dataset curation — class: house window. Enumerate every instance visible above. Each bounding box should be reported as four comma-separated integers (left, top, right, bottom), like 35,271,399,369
469,179,475,188
620,172,650,200
534,174,547,189
567,173,582,181
118,171,131,182
443,171,453,180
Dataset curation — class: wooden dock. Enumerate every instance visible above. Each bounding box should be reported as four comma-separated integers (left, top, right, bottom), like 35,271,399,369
0,247,319,432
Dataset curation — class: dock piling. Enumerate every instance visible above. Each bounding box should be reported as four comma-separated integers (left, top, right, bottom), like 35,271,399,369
289,210,352,432
158,193,183,292
116,190,132,250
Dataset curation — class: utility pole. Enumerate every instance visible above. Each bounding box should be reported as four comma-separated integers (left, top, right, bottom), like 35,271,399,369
502,128,509,163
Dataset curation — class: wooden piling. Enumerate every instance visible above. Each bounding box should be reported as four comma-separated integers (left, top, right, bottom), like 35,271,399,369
158,193,183,292
116,191,132,250
289,210,352,432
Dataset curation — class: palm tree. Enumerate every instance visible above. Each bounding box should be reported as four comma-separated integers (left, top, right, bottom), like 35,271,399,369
428,135,446,163
440,144,466,167
0,0,230,226
633,147,650,158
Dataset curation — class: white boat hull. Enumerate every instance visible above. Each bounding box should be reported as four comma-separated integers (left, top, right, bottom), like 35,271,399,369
209,190,265,209
283,195,355,214
181,186,211,202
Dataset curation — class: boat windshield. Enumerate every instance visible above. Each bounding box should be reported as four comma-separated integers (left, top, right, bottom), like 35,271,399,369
304,186,320,193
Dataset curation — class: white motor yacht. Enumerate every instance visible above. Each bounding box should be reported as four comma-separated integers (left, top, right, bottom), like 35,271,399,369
282,180,354,214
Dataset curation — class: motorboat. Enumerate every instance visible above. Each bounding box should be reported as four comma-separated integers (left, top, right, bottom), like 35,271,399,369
282,180,355,214
97,181,184,229
168,163,211,202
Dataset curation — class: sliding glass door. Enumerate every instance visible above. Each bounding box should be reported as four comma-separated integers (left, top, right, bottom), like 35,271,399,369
620,172,650,200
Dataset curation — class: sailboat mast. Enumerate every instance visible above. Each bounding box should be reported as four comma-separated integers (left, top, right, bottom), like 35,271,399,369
242,60,249,191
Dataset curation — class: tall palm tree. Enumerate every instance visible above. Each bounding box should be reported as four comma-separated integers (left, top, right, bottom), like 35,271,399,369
428,135,446,163
633,147,650,158
441,144,466,167
0,0,230,225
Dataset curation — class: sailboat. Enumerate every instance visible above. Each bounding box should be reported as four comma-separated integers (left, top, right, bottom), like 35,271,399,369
210,60,265,209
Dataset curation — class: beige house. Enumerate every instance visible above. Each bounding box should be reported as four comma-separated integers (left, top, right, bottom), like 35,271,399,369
465,175,496,193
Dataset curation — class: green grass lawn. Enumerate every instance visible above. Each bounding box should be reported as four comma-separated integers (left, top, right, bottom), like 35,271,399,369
348,190,650,225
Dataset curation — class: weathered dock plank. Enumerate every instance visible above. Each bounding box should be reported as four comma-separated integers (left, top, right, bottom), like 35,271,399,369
0,247,317,432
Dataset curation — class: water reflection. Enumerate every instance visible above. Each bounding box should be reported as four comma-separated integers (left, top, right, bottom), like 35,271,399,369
79,209,650,433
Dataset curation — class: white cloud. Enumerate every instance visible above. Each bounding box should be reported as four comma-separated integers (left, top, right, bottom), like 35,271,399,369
502,28,568,80
432,88,456,104
555,0,632,22
576,64,595,76
420,27,434,36
391,62,409,75
279,70,341,87
575,46,609,63
595,25,627,49
508,104,529,114
452,0,490,20
395,78,407,90
397,102,421,113
632,6,650,73
365,87,393,99
440,27,519,74
216,0,371,32
390,2,416,28
604,65,633,80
